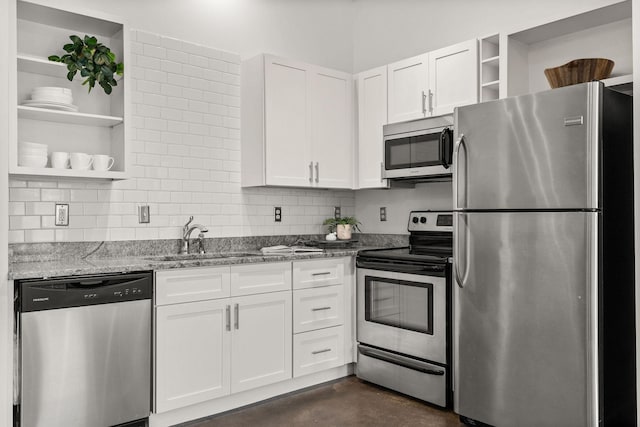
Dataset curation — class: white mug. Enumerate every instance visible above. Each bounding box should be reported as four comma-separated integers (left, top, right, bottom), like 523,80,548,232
92,154,115,171
70,152,93,170
50,152,70,169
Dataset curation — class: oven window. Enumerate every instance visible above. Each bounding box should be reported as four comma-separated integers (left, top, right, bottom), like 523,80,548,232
364,276,433,334
410,133,441,167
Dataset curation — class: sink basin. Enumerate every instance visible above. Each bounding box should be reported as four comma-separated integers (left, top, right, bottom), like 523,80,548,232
144,252,260,262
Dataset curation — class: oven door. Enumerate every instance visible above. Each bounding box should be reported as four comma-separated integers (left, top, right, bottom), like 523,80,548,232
357,267,446,364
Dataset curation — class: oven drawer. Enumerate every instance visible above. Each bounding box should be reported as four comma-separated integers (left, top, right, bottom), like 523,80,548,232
293,259,344,289
356,344,447,407
293,285,344,333
294,326,345,377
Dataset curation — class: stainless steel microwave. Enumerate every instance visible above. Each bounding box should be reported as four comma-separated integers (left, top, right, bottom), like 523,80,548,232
383,115,454,180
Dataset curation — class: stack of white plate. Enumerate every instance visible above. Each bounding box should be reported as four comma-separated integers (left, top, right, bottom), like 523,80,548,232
23,87,78,112
19,141,48,168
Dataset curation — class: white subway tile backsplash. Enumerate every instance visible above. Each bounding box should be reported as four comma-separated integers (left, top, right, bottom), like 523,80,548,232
8,30,356,243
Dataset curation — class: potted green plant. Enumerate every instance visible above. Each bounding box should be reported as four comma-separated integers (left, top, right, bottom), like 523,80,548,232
48,35,124,94
322,216,361,240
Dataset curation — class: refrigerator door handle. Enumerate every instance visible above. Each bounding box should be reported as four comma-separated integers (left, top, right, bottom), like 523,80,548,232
454,212,469,288
452,134,466,210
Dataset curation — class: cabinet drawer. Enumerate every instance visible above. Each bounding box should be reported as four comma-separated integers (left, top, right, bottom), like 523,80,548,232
293,285,344,333
230,262,291,296
293,258,344,290
155,267,231,306
293,326,345,378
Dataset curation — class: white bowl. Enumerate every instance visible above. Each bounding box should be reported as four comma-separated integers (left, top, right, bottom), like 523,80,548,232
18,154,48,168
19,147,47,156
19,141,48,150
31,93,73,103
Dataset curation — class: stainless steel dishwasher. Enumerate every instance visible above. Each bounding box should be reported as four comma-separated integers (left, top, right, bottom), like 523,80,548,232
15,271,152,427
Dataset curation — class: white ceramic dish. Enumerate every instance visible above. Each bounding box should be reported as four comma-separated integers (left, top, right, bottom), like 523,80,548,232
19,147,47,156
19,141,48,150
18,154,48,168
32,87,72,95
22,100,79,112
31,94,73,104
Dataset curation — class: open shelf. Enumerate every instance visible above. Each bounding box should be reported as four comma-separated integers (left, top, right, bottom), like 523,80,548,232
481,80,500,89
481,56,499,65
10,165,128,180
18,105,123,127
18,53,69,77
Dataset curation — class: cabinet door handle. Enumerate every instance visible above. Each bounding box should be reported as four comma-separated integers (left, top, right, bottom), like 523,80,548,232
315,162,319,183
380,162,384,182
309,162,313,183
422,90,427,116
311,306,331,312
312,348,332,355
226,305,231,331
234,303,239,329
312,271,331,276
429,89,434,113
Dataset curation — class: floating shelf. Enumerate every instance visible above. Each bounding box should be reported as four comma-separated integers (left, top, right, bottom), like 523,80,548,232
10,165,128,180
18,105,123,127
481,80,500,89
481,56,500,65
17,54,68,78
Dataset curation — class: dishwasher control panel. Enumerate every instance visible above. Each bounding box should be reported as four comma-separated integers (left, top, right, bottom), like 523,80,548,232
17,271,153,312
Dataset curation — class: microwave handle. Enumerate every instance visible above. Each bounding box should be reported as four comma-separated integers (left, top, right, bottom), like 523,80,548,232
440,128,453,169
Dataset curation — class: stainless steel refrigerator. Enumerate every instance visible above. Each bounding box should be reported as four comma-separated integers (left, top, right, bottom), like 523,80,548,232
452,82,635,427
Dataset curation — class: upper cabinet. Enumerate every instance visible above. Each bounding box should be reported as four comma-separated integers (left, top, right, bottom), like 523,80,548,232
504,0,632,97
356,66,387,189
241,54,353,189
387,39,478,123
10,0,130,180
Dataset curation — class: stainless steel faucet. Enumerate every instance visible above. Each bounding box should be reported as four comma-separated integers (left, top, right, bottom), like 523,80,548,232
181,216,209,254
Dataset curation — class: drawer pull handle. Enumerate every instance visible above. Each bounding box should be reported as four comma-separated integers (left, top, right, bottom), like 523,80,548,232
312,348,332,355
226,305,231,331
311,272,331,277
311,306,331,311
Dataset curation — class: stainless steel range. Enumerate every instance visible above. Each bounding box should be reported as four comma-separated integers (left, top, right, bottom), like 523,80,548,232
356,210,452,407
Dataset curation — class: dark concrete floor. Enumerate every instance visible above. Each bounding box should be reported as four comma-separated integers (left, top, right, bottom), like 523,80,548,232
184,376,464,427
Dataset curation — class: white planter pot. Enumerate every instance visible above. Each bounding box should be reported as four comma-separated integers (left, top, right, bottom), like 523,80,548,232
336,224,352,240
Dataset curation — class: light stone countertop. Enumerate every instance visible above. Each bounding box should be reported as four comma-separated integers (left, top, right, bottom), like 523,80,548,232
8,248,363,280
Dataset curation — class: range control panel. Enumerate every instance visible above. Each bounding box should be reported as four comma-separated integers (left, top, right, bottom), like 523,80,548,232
407,210,453,232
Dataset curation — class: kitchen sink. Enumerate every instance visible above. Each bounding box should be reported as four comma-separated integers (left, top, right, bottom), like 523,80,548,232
144,252,260,262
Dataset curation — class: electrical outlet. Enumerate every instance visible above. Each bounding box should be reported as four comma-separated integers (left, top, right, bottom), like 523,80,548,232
274,207,282,222
380,207,387,221
138,205,150,223
334,206,341,219
55,204,69,226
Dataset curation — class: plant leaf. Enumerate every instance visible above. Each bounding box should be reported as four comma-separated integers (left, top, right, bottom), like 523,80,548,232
62,43,75,53
66,70,76,81
101,65,113,78
84,35,98,48
116,63,124,75
69,35,82,44
48,55,60,62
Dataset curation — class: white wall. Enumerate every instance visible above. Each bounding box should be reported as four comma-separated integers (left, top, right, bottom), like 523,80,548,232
26,0,356,72
351,0,622,72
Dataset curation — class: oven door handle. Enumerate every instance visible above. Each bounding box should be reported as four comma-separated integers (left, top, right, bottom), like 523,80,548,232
359,346,445,376
356,260,444,274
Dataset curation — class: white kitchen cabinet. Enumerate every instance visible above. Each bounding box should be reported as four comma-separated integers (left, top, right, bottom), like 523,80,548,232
9,0,130,180
428,39,478,116
155,262,293,412
387,53,429,123
241,54,353,189
230,291,292,393
387,39,478,123
292,257,354,378
356,66,388,189
311,66,353,188
155,299,230,413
